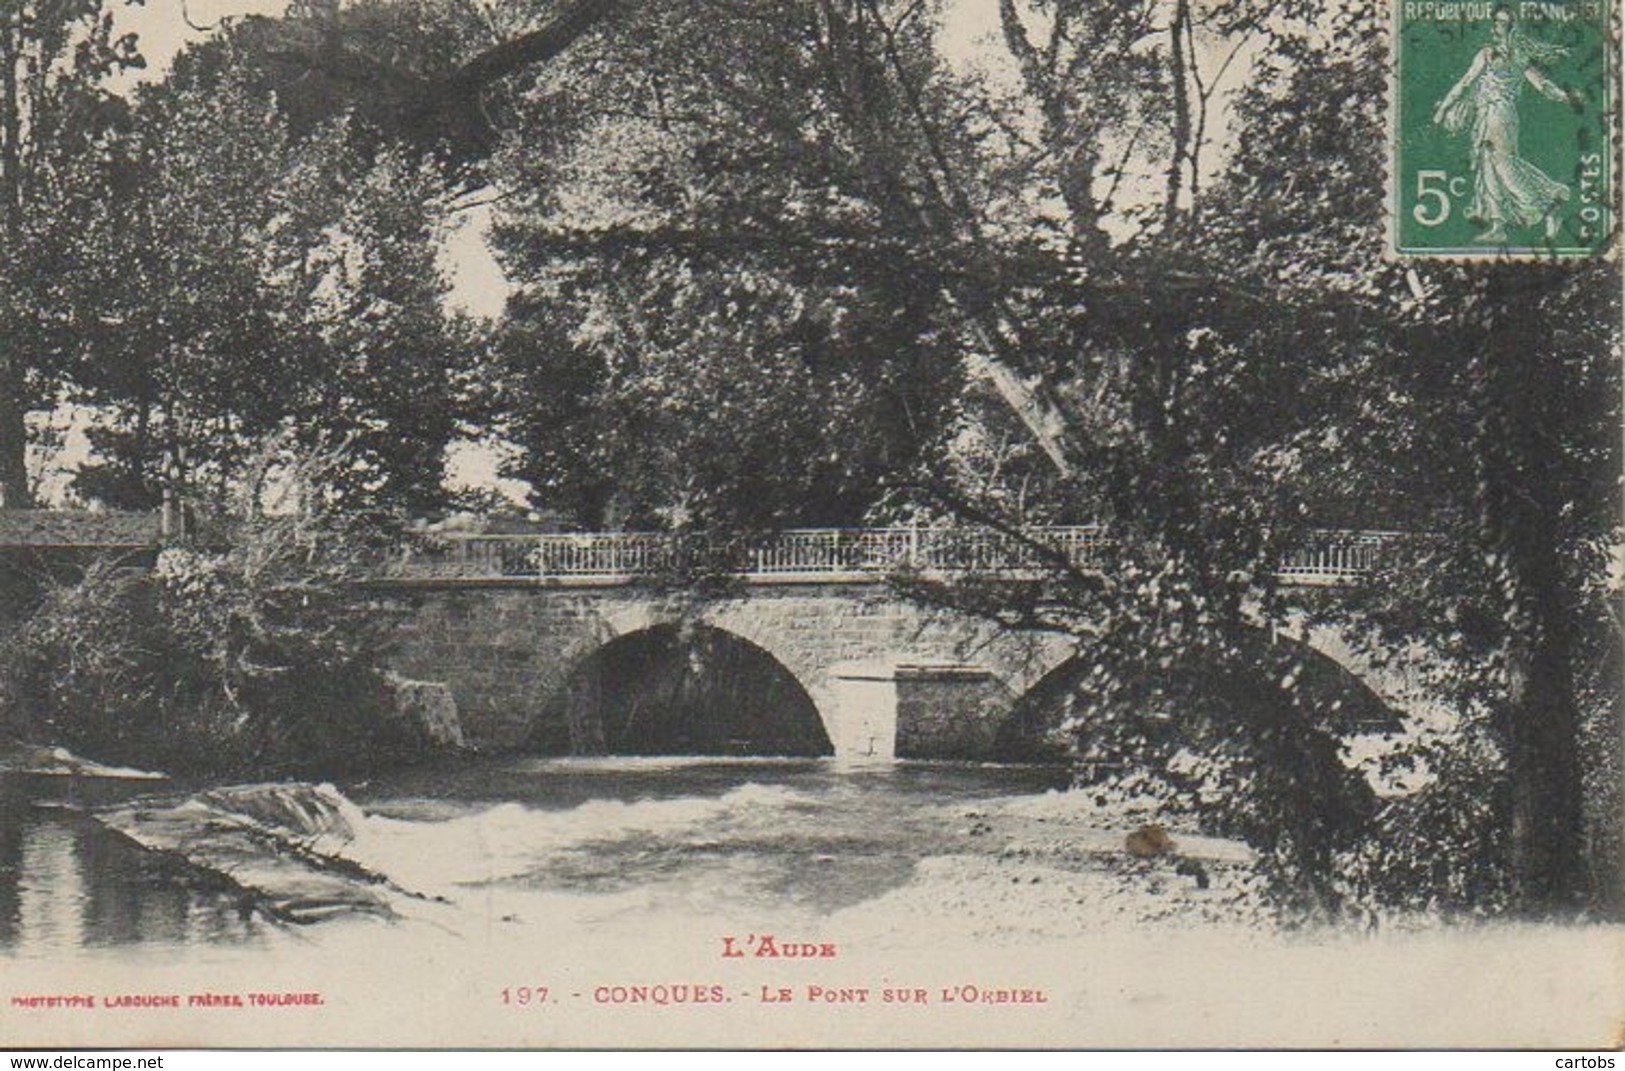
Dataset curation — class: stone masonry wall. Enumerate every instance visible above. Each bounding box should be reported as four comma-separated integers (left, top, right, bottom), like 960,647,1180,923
386,588,615,750
383,582,1078,756
894,669,1017,760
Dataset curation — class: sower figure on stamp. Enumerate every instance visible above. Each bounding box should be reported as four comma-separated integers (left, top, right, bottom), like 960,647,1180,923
1432,5,1579,243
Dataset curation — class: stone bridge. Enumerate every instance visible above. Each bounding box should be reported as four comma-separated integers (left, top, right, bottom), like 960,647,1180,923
386,581,1077,759
380,527,1414,761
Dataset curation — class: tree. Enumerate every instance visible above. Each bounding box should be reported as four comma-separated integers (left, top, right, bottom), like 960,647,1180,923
69,53,470,517
2,0,614,511
5,440,425,778
282,142,474,514
82,0,1617,914
196,0,623,186
1203,1,1620,912
479,1,979,530
467,0,1617,913
70,67,299,509
934,0,1617,915
497,266,962,532
0,0,145,506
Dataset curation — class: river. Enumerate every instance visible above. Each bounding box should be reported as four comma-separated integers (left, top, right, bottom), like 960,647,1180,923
0,757,1068,959
4,757,1621,1048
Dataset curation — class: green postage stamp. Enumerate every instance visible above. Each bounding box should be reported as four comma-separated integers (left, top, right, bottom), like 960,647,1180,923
1392,0,1614,258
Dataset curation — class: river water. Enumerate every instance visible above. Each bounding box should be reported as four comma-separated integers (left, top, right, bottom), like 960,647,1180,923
0,757,1068,959
6,758,1624,1049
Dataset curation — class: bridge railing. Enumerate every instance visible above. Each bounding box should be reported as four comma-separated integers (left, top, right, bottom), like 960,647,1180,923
418,531,691,579
1273,529,1398,586
744,526,1115,576
390,526,1396,586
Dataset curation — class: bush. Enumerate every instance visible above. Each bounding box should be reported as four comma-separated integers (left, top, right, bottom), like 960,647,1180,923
1329,719,1515,922
2,508,422,779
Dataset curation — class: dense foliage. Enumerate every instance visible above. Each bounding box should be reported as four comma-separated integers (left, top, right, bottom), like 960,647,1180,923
2,453,421,777
0,0,1615,917
471,0,1616,915
0,0,149,506
66,56,473,516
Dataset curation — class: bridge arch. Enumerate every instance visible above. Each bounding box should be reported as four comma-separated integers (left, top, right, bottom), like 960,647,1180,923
530,621,835,757
996,625,1404,767
999,659,1093,763
384,582,1419,764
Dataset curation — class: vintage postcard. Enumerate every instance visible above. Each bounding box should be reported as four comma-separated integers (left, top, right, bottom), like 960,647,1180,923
1,0,1621,1052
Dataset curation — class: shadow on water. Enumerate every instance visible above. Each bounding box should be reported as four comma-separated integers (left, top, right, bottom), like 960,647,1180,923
354,755,1068,813
0,774,268,957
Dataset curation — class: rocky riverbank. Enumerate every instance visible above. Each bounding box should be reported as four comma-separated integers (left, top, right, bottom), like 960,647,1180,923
831,788,1268,944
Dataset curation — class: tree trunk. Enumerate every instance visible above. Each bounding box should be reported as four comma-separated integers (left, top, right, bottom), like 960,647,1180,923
1164,0,1193,228
1476,272,1586,913
0,349,28,509
0,9,25,507
964,351,1074,476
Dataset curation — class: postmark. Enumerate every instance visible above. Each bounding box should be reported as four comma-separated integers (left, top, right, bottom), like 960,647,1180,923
1392,0,1614,258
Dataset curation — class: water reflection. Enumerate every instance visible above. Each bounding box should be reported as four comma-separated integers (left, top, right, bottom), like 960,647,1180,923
0,776,266,958
16,816,87,955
